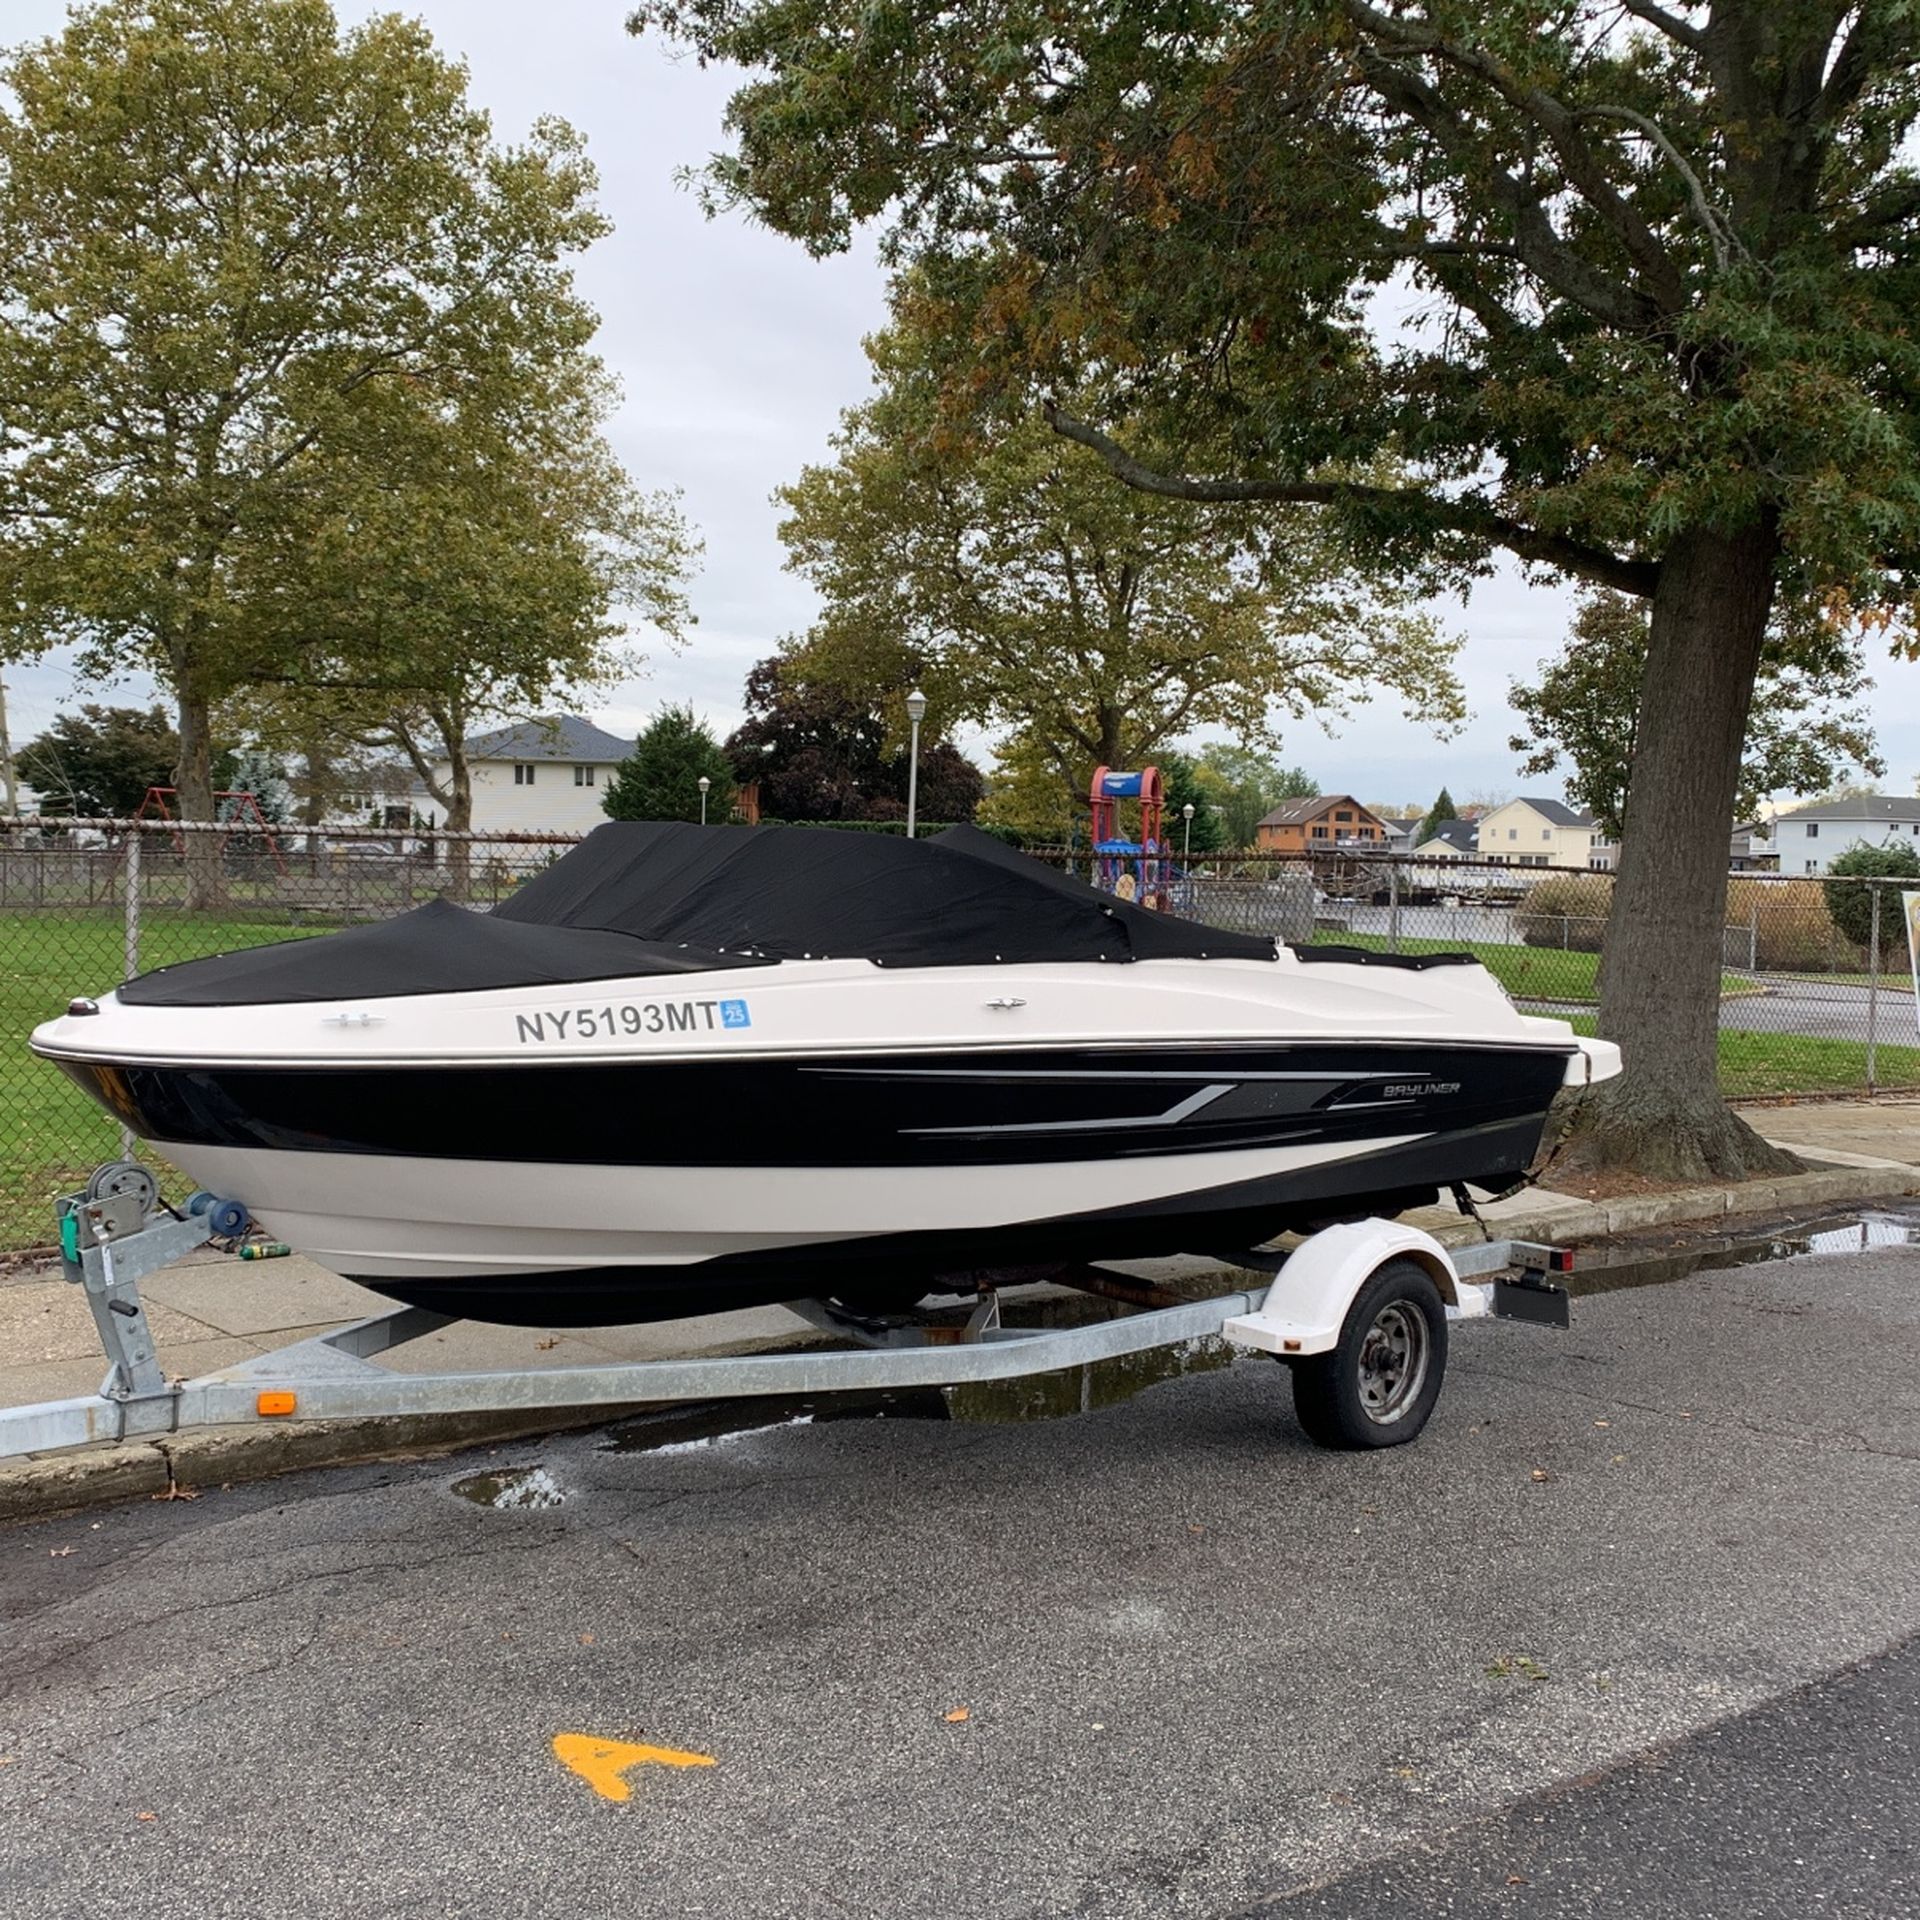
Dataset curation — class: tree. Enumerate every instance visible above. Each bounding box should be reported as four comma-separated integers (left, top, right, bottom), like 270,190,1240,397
604,707,736,823
249,344,698,891
1823,841,1920,959
774,308,1463,802
1154,751,1230,857
632,0,1920,1180
1,0,615,903
1512,592,1881,840
1418,789,1461,846
1190,747,1318,850
725,654,983,823
16,704,190,816
219,747,293,826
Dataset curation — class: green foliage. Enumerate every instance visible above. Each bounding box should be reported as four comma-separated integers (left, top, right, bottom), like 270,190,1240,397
16,705,187,816
1191,746,1316,849
775,301,1463,798
0,0,637,832
603,707,736,823
1823,841,1920,956
725,655,981,823
1152,751,1228,856
1512,593,1882,839
219,748,294,826
1419,788,1460,846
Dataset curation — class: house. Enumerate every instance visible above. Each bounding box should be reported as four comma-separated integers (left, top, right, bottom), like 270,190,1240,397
430,717,633,835
1411,818,1480,861
1770,794,1920,876
1375,815,1422,854
1254,794,1390,852
1474,796,1617,870
1728,823,1779,873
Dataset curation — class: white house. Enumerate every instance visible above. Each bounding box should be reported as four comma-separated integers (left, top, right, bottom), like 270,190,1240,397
1474,796,1617,870
430,717,633,835
1770,794,1920,876
1410,818,1480,861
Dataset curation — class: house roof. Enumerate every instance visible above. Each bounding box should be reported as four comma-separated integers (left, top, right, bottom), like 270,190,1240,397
1416,819,1480,851
1256,794,1377,829
1493,795,1594,828
463,716,633,764
1775,794,1920,823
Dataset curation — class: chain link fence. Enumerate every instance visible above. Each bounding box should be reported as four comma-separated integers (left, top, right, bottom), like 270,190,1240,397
4,821,1918,1253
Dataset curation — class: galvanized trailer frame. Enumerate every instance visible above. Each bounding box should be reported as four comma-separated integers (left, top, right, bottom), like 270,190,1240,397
0,1172,1573,1461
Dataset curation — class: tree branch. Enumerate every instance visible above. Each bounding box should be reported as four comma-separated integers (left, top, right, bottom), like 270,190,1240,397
1617,0,1710,56
1043,405,1660,596
1573,104,1740,269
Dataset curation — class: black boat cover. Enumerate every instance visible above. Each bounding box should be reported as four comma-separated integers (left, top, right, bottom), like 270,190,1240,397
116,823,1275,1006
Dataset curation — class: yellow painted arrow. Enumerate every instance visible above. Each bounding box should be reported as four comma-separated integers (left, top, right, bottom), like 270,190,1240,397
552,1732,716,1803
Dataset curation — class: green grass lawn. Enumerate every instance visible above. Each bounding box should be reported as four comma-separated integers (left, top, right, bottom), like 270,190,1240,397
1562,1015,1920,1098
1304,931,1756,1004
2,911,329,1252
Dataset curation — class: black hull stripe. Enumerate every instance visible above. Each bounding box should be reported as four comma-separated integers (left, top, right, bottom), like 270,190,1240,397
55,1043,1569,1171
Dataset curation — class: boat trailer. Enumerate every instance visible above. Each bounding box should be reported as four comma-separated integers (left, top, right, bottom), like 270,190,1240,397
0,1167,1577,1461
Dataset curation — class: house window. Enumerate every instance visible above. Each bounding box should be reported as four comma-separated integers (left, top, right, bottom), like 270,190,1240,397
1542,830,1552,842
1806,859,1819,872
1311,825,1329,839
573,764,595,787
1590,857,1609,870
513,763,537,786
1805,823,1817,837
1507,828,1518,840
1334,810,1352,823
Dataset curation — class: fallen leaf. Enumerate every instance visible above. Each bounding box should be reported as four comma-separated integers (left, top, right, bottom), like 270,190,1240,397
1593,1419,1611,1428
48,1546,75,1558
536,1337,561,1351
579,1632,595,1646
1530,1468,1554,1483
943,1707,970,1724
1186,1523,1206,1534
1507,1873,1530,1887
135,1812,156,1823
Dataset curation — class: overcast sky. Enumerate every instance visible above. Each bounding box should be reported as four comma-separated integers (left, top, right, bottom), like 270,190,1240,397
6,0,1918,813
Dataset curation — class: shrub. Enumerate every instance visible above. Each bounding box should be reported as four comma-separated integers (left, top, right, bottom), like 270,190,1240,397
1514,873,1611,952
1823,841,1920,957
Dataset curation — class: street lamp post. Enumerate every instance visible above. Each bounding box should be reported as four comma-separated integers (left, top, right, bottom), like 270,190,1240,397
1181,801,1195,862
905,688,927,839
697,775,710,826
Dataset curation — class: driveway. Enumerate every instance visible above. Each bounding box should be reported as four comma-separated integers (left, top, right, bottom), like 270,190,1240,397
5,1226,1919,1918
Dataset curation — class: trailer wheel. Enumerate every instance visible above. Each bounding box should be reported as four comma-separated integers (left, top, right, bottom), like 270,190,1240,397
1291,1258,1448,1450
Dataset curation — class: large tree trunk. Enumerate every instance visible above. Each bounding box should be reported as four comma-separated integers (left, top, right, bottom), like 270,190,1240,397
442,745,473,901
174,688,226,912
1562,520,1801,1181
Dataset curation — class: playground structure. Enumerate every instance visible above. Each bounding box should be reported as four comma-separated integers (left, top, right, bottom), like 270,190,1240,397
132,786,289,878
1088,765,1172,908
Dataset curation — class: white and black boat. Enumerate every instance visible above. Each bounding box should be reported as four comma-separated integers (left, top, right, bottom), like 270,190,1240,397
31,823,1620,1326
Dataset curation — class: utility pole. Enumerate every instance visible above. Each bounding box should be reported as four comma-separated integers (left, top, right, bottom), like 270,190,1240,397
0,673,17,815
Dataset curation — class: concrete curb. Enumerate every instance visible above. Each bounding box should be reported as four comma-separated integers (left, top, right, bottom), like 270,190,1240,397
4,1157,1917,1524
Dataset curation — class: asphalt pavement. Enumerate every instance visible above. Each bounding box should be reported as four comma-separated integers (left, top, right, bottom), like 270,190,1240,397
5,1229,1920,1918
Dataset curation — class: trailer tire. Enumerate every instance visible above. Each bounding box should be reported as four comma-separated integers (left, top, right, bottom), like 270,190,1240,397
1291,1258,1447,1450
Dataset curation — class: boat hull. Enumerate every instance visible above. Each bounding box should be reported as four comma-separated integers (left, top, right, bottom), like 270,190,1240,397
48,1042,1567,1323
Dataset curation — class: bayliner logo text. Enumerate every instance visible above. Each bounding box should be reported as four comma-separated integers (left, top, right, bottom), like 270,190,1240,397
514,998,751,1043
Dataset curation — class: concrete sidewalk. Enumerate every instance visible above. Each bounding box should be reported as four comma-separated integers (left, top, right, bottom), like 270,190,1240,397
2,1097,1916,1509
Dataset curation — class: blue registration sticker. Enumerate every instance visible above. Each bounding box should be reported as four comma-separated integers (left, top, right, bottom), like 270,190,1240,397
719,999,752,1029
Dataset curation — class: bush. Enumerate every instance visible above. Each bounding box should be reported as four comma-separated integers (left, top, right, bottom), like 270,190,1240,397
1514,873,1611,952
1823,841,1920,957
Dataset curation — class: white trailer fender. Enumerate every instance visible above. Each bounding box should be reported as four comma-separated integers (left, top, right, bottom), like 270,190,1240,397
1221,1220,1461,1359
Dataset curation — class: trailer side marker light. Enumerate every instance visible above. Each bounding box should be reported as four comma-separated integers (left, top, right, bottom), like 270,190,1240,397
1550,1249,1575,1273
1282,1338,1302,1352
257,1391,297,1417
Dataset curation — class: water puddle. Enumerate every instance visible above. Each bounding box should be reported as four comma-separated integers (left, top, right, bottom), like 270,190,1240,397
1564,1210,1920,1298
451,1464,567,1510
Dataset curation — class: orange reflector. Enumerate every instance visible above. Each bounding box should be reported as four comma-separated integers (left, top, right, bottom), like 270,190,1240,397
256,1391,297,1417
1282,1338,1302,1353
